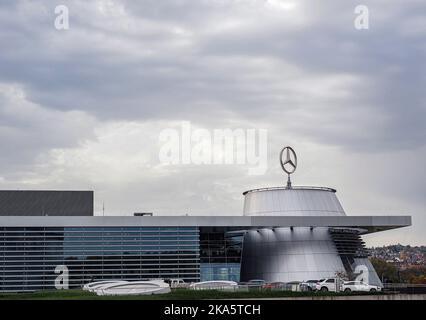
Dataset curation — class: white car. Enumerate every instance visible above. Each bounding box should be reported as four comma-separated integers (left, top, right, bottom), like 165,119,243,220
300,280,319,291
342,281,382,293
315,278,339,292
247,279,266,288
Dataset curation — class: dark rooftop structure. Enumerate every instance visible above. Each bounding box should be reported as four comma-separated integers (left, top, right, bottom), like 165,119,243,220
0,190,93,216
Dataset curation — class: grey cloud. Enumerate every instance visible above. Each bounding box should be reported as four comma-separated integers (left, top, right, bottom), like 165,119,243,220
0,84,96,179
0,0,423,152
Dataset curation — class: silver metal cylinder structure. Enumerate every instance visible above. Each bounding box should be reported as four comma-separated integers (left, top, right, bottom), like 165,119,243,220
240,227,345,282
243,187,345,217
240,187,381,285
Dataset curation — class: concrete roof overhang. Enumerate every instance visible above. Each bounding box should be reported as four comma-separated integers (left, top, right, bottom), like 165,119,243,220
0,215,411,235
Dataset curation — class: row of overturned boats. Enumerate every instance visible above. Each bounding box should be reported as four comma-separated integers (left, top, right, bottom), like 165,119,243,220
83,280,239,296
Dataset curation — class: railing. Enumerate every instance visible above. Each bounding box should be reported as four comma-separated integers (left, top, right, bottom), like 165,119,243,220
243,186,337,195
383,283,426,294
187,283,304,292
188,283,426,294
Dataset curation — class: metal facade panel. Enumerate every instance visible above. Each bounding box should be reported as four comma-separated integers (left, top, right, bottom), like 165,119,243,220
352,258,383,287
243,188,346,216
0,191,93,216
240,227,346,282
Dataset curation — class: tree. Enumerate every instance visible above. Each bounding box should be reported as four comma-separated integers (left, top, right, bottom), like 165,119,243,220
400,267,426,284
370,258,399,283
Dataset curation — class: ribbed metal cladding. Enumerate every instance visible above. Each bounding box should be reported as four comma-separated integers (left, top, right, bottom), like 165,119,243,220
328,229,382,287
0,227,200,292
329,229,368,257
0,191,93,216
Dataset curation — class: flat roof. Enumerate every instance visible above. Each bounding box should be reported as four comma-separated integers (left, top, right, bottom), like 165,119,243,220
0,215,411,235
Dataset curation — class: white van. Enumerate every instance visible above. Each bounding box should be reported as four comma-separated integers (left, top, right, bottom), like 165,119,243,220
168,278,189,288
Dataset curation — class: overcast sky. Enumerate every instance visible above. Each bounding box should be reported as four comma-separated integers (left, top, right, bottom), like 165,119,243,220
0,0,425,246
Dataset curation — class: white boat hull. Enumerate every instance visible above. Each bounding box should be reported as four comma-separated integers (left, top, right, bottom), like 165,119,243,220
94,280,171,296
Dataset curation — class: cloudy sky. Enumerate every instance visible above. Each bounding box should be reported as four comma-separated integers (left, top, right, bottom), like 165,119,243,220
0,0,425,246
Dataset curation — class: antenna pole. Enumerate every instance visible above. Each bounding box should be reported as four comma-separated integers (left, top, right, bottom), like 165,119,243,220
287,174,292,189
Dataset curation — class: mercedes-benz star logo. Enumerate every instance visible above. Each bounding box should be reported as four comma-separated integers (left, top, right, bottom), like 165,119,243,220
280,146,297,175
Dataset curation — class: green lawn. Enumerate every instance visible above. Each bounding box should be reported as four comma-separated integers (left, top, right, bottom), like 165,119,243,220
0,289,381,300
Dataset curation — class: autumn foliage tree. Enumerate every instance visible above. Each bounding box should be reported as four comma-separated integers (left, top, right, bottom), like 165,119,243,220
370,258,399,283
370,258,426,284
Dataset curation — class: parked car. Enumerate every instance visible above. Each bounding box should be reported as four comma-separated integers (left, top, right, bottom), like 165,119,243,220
315,278,339,292
247,279,266,289
166,278,189,289
342,281,382,293
300,280,319,291
263,282,286,290
284,281,302,292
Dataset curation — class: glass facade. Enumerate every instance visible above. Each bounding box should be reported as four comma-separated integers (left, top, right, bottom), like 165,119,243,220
0,227,200,292
199,227,243,282
0,226,244,292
